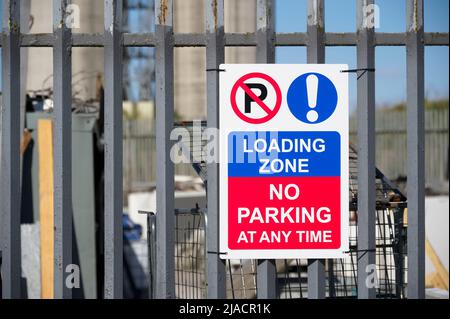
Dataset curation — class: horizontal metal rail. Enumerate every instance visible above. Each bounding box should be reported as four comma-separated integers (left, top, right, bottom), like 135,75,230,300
3,32,448,47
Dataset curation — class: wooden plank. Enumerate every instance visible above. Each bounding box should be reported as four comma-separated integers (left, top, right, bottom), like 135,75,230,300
20,129,32,155
425,238,449,290
38,119,55,299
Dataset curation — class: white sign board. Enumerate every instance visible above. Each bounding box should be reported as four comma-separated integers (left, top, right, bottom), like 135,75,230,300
219,64,349,259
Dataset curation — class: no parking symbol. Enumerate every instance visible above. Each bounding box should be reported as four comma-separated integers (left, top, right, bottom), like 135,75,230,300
230,72,282,124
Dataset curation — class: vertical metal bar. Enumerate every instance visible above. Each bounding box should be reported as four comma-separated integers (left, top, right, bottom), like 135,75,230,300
257,259,277,298
356,0,376,299
205,0,226,299
307,0,325,63
327,259,336,298
155,0,175,299
306,0,325,299
256,0,275,63
307,259,325,298
406,0,425,299
256,0,277,299
0,0,21,299
53,0,72,299
149,213,157,298
104,0,123,299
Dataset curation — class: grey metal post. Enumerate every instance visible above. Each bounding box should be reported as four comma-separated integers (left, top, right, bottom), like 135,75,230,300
149,213,157,298
0,0,21,299
256,0,277,299
155,0,175,299
104,0,123,299
356,0,376,299
205,0,226,299
53,0,72,299
306,0,326,299
406,0,425,299
20,0,31,142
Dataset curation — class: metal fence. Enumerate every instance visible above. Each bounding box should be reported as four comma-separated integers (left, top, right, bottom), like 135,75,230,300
0,0,449,299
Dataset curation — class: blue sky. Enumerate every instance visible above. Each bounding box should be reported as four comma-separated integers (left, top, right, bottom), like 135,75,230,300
275,0,449,111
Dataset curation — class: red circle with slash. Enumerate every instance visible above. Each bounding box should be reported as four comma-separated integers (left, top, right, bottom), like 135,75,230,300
230,72,282,124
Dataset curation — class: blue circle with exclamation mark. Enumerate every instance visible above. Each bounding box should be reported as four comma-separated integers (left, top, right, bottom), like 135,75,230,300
287,72,338,124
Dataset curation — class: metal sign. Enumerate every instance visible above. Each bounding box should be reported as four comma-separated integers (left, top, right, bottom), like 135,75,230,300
219,64,349,259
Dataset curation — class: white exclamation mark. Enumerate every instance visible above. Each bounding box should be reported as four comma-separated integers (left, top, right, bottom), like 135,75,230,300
306,74,319,122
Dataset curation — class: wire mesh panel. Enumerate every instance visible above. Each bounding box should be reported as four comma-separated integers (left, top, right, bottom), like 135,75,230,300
326,207,406,298
277,259,307,299
174,210,207,299
226,259,258,299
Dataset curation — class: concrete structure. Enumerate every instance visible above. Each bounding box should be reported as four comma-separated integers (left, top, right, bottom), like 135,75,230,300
173,0,256,120
27,0,103,101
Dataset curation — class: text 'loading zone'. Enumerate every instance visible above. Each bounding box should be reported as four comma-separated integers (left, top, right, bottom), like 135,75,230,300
220,64,349,259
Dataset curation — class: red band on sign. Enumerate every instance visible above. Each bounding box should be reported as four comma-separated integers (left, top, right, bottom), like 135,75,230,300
230,72,282,124
228,176,341,250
